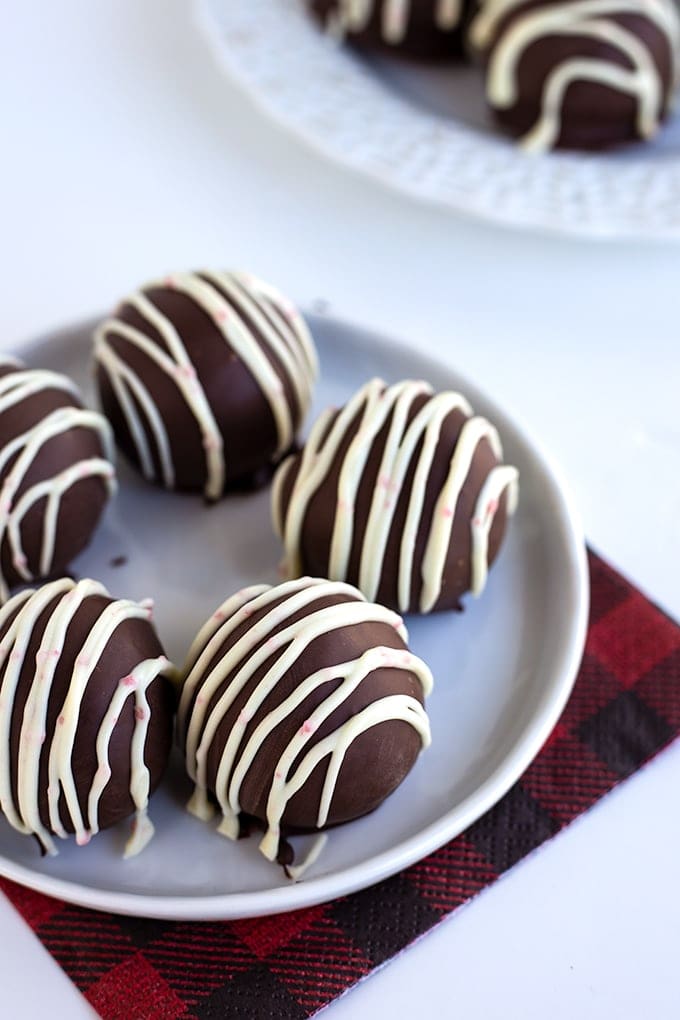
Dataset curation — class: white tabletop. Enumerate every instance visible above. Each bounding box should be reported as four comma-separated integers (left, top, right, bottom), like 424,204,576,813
1,2,679,1017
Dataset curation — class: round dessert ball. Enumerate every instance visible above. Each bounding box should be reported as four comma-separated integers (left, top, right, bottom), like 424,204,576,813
309,0,471,59
93,271,319,502
468,0,680,151
272,378,519,614
178,577,432,872
0,577,175,857
0,357,116,604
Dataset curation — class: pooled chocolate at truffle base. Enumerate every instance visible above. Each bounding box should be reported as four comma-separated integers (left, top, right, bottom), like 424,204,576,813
0,578,175,857
309,0,471,59
178,577,432,875
468,0,680,152
272,378,519,614
94,271,318,501
0,357,116,603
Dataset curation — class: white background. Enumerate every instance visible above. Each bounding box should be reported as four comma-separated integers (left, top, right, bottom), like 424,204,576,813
1,2,679,1017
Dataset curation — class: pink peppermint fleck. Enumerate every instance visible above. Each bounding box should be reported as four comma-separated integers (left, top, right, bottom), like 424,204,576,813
134,706,146,722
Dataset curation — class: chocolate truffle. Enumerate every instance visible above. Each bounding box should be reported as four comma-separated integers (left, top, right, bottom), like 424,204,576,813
0,578,175,857
309,0,470,59
178,577,432,875
94,271,318,501
0,357,116,603
272,378,519,614
468,0,680,151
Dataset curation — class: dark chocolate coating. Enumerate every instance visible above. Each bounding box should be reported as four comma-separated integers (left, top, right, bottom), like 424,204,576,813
95,276,308,497
0,363,112,594
180,586,426,832
274,388,509,613
309,0,470,60
476,0,676,150
0,587,174,841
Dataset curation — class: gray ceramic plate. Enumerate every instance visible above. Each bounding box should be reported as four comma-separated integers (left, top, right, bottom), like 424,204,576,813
0,314,588,919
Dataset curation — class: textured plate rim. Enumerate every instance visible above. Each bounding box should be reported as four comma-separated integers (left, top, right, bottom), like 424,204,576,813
0,313,589,920
194,0,680,242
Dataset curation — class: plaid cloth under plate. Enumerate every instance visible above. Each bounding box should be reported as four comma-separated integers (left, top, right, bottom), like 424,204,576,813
1,549,678,1019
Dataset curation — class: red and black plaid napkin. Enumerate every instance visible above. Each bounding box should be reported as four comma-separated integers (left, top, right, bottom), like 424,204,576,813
1,549,679,1019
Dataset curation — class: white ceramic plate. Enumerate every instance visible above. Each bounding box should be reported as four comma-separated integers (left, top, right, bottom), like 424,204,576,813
0,314,588,919
196,0,680,240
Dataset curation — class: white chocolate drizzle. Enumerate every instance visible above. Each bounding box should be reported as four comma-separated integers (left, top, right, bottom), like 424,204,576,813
470,0,680,152
0,365,116,603
326,0,464,44
179,577,433,870
94,271,318,501
272,379,519,614
0,578,172,857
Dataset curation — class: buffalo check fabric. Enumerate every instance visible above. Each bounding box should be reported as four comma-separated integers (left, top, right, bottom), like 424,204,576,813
1,549,679,1019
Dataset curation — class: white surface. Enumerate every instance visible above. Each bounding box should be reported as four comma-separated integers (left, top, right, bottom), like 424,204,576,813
0,0,678,1015
0,317,587,919
198,0,680,240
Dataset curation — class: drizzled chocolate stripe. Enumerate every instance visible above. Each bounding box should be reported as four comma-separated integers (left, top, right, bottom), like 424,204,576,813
0,578,172,857
272,379,519,613
0,363,116,602
471,0,680,152
179,577,433,875
94,271,318,501
326,0,464,43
